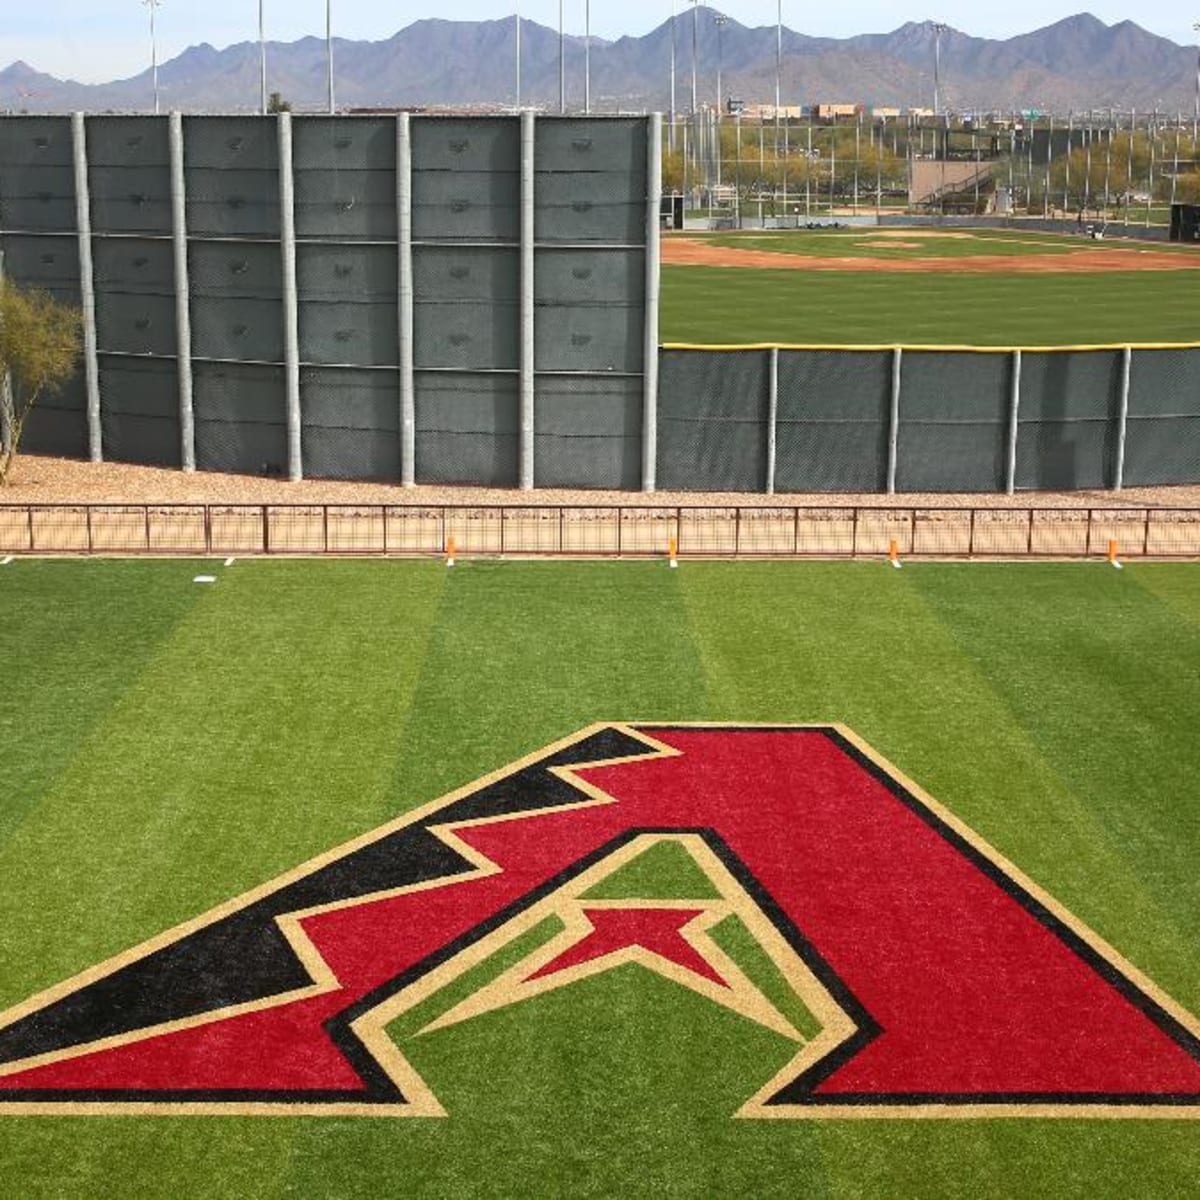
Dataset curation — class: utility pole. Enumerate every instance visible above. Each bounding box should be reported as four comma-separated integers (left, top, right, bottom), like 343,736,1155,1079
144,0,164,115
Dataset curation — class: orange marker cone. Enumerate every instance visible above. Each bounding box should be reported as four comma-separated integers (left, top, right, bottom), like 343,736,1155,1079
888,539,902,569
446,535,456,568
1108,539,1122,570
668,535,679,569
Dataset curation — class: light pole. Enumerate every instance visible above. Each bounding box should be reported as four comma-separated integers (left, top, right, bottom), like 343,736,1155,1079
1193,22,1200,146
691,0,698,117
325,0,335,114
515,4,521,108
669,0,677,151
258,0,267,115
715,13,727,112
584,0,591,114
143,0,163,115
930,21,948,120
775,0,782,131
559,0,565,114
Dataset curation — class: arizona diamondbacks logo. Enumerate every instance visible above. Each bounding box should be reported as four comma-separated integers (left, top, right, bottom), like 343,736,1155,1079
1,724,1199,1118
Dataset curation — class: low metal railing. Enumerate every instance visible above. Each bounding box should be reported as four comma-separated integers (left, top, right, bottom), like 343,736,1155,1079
1,504,1199,559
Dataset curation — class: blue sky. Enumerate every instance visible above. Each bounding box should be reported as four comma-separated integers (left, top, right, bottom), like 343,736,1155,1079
3,2,1195,84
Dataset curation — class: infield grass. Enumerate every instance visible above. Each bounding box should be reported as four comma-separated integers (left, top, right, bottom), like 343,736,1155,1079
661,265,1200,346
1,559,1199,1198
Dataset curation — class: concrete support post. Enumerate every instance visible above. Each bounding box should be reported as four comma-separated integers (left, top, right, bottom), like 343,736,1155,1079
519,110,536,491
1115,345,1132,491
277,112,303,482
642,112,663,493
168,112,196,472
397,113,416,488
765,347,779,494
887,347,902,494
71,113,102,462
0,248,12,456
1006,349,1022,496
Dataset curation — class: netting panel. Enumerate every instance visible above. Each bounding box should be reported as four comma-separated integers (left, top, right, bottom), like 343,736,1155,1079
534,374,642,490
0,117,75,233
301,366,400,481
292,118,397,241
657,350,768,492
98,355,180,466
18,374,88,458
192,361,287,475
93,236,177,356
86,117,171,236
1016,351,1121,491
1123,349,1200,487
183,118,280,239
896,352,1010,492
534,248,644,303
534,298,643,373
1,233,79,298
411,170,520,244
775,351,890,492
189,240,283,363
297,243,398,366
414,371,519,487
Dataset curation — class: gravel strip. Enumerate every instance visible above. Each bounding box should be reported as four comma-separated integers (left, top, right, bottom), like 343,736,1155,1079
4,454,1200,510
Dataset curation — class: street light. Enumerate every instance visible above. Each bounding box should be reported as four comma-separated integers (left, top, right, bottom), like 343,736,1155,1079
930,21,948,119
143,0,163,115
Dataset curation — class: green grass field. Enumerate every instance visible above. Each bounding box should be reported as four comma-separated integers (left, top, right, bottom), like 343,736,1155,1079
661,229,1200,346
2,559,1200,1197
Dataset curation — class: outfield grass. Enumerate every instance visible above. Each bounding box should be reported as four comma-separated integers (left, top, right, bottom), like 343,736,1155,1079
1,559,1199,1197
661,265,1200,345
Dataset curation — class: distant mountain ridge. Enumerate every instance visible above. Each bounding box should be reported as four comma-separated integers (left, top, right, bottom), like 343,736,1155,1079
2,11,1197,115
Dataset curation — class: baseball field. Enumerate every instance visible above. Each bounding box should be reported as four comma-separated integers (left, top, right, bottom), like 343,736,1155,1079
660,227,1200,346
1,557,1199,1197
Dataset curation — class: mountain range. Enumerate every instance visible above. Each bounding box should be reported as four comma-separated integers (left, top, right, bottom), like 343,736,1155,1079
2,11,1198,116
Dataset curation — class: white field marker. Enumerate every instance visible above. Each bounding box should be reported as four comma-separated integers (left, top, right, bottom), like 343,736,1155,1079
224,557,236,567
1,556,13,566
193,574,217,584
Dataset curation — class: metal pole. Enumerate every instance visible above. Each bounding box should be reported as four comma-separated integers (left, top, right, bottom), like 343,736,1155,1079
691,0,698,119
887,347,902,494
643,113,663,493
71,114,102,463
259,0,267,114
516,4,521,107
326,0,335,114
397,114,415,488
519,110,535,491
669,0,677,152
145,0,162,116
584,0,591,115
0,249,12,456
1115,346,1132,491
559,0,565,114
168,112,195,472
766,347,778,494
277,112,302,481
1194,25,1200,146
1006,349,1022,495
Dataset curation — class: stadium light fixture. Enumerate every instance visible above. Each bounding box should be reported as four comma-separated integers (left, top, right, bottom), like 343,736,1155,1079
143,0,164,116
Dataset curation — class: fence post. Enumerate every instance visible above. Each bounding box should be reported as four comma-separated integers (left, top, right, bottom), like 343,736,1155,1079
766,347,779,495
887,347,902,494
0,249,13,455
642,113,662,494
1005,349,1022,496
277,112,303,482
397,113,416,488
519,110,536,491
1114,345,1132,491
168,112,196,472
71,113,102,463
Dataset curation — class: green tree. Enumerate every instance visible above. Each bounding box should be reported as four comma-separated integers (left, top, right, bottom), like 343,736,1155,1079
0,279,81,485
267,91,292,114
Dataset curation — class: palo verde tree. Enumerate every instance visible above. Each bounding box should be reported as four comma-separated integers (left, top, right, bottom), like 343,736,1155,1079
0,278,81,485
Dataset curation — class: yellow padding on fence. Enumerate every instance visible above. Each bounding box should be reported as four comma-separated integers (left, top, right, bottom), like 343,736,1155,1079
660,341,1200,354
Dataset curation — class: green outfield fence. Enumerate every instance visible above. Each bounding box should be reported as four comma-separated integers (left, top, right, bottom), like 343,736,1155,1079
2,503,1199,559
